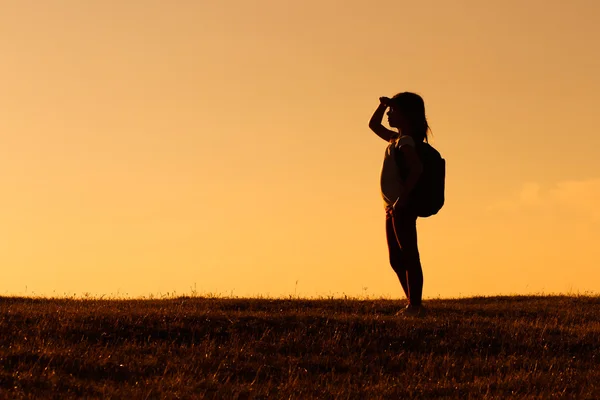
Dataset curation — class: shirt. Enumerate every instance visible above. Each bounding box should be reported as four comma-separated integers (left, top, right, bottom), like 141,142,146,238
380,135,416,208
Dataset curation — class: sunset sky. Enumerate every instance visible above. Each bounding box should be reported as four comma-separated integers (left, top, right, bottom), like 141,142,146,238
2,0,600,299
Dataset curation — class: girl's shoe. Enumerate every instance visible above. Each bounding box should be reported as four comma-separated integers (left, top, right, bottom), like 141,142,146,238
396,304,427,317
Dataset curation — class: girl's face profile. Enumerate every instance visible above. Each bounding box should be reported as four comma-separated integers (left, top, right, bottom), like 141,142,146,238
387,107,405,128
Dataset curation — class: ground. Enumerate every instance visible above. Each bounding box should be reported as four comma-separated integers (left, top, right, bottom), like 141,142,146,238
1,295,599,399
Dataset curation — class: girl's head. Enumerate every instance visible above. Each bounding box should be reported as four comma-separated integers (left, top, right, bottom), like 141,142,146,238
387,92,430,142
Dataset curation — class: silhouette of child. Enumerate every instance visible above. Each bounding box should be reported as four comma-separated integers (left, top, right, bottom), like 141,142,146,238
368,92,430,317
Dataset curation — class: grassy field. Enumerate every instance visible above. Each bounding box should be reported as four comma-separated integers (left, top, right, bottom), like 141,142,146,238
1,295,599,399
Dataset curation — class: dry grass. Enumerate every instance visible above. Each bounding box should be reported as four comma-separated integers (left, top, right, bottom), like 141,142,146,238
1,295,599,399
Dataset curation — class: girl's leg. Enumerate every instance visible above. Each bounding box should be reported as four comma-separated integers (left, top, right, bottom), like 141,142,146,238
392,211,423,307
386,208,410,299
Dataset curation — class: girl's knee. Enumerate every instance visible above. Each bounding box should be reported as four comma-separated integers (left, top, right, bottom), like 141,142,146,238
389,256,405,274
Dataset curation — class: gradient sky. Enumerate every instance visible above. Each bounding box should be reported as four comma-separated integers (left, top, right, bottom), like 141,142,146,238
2,0,600,298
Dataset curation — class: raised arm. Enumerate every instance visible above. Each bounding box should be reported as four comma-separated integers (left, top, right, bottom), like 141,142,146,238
368,97,398,142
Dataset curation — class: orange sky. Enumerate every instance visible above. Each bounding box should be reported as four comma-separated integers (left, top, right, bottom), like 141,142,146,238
2,1,600,298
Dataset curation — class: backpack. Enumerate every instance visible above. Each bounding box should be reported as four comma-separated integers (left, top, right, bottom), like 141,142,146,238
394,141,446,217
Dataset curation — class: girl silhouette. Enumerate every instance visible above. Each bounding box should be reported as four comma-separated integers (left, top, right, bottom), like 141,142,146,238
368,92,431,317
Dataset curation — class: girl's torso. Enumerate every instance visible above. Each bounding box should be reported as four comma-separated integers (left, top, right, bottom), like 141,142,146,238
380,135,415,207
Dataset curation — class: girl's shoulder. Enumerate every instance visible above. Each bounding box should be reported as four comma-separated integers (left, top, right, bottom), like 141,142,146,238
395,135,416,148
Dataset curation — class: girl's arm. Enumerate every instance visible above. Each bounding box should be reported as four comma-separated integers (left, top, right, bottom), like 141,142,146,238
368,98,397,142
395,144,423,208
